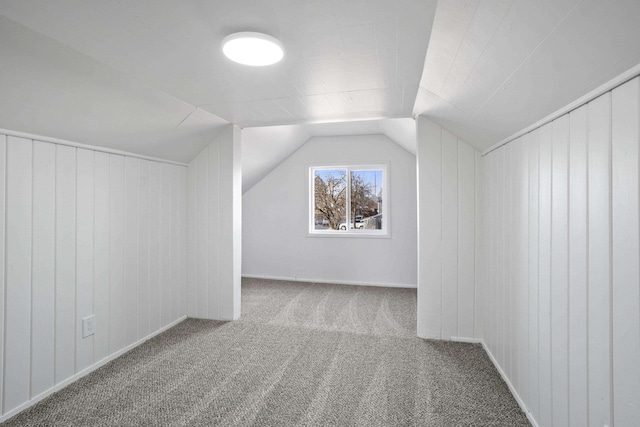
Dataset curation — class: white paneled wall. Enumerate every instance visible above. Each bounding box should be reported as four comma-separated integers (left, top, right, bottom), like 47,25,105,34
416,117,480,340
188,125,242,321
0,134,187,419
480,76,640,427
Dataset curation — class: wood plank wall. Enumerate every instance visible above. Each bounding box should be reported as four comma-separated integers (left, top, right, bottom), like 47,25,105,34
480,76,640,427
416,117,480,340
187,125,242,321
0,135,188,418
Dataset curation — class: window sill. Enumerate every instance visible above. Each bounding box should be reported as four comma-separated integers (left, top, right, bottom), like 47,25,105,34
307,231,391,239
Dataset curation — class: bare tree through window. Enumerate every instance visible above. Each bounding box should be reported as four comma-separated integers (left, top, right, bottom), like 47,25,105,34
311,166,385,234
313,169,346,230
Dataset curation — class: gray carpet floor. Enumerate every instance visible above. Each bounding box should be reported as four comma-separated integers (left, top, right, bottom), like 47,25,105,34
2,278,530,426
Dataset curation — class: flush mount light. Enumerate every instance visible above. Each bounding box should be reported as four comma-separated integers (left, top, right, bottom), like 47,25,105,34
222,32,284,66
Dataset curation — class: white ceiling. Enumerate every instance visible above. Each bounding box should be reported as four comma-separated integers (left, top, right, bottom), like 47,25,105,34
242,118,415,193
0,14,228,162
0,0,639,174
415,0,640,151
0,0,435,159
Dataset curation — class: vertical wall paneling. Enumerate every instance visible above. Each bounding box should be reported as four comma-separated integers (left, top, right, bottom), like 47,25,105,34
458,141,475,338
499,146,507,367
0,132,188,419
55,145,76,383
75,149,94,373
231,126,242,318
123,157,138,346
187,157,197,318
415,117,478,340
537,123,553,427
93,152,110,363
481,152,490,344
587,92,612,427
517,134,529,406
611,77,640,426
109,155,125,354
568,104,588,427
170,167,177,321
179,167,188,316
208,142,220,320
195,150,208,318
148,162,161,332
506,143,514,385
489,148,497,360
187,125,243,321
137,160,150,340
480,78,640,427
502,143,510,377
484,153,492,352
487,149,501,357
495,147,500,360
474,150,483,339
0,135,5,412
160,164,172,326
172,167,180,321
528,129,540,421
31,141,55,397
516,138,525,394
218,126,241,320
168,166,176,322
417,117,442,339
4,137,32,412
510,139,520,392
167,165,175,322
441,130,458,339
488,148,496,357
551,116,569,426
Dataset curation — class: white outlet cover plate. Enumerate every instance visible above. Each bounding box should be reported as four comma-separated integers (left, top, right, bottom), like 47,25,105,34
82,315,96,338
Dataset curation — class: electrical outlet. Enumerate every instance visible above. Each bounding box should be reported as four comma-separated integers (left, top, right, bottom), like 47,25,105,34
82,315,96,338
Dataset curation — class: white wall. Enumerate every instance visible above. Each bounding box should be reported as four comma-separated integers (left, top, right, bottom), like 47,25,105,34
242,134,417,288
187,125,242,321
479,76,640,427
416,117,480,341
0,133,188,419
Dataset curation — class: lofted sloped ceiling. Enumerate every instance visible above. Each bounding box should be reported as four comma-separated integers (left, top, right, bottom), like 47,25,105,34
1,0,639,178
0,0,436,163
242,118,415,193
0,14,229,163
415,0,640,152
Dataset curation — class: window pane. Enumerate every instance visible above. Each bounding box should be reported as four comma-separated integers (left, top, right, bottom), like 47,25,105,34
313,169,347,231
350,169,383,230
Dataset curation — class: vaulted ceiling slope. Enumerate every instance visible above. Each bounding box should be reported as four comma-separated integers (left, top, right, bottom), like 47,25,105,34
3,0,639,171
242,118,415,193
0,0,436,163
0,14,228,162
415,0,640,152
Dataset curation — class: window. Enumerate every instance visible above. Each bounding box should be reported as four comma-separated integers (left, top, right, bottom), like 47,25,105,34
310,165,387,236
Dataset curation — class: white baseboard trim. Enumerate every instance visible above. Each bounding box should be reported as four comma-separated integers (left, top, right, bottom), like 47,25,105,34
0,315,187,422
478,339,539,427
450,337,483,344
241,274,417,289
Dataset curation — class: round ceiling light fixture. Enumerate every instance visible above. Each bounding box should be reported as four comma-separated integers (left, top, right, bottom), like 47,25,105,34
222,32,284,66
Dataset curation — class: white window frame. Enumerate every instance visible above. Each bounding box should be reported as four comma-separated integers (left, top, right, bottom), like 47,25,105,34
308,164,389,238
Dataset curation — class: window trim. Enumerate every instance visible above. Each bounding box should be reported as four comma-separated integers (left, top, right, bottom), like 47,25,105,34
308,164,390,238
